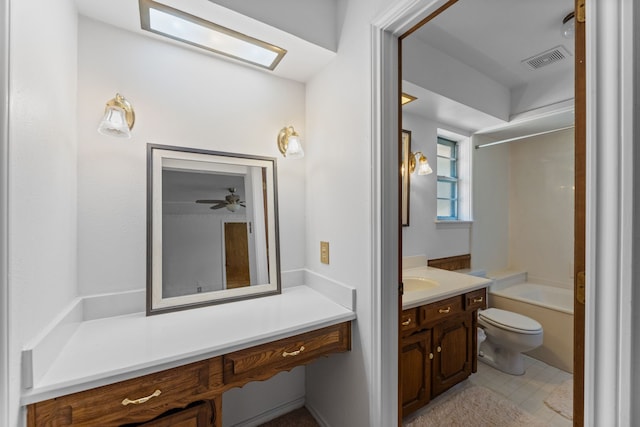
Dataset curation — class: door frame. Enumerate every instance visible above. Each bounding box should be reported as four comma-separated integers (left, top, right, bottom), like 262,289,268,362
371,0,638,425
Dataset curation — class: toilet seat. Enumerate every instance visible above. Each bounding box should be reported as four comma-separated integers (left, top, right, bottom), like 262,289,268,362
479,308,542,335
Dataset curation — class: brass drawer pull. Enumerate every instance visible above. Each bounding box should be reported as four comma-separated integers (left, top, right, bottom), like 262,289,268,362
121,389,161,406
429,353,434,360
282,346,305,358
472,296,484,303
402,318,412,326
438,307,451,314
437,346,442,353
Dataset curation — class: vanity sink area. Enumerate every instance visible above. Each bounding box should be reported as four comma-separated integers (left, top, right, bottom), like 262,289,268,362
400,265,491,417
402,266,491,309
403,276,439,292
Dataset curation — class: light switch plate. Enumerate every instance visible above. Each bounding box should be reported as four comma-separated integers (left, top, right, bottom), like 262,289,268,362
320,241,330,264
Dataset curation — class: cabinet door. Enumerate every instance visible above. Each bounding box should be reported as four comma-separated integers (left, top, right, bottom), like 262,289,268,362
401,329,432,416
432,313,473,396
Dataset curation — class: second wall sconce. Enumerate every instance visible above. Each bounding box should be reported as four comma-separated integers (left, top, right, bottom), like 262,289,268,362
98,93,135,138
409,151,433,175
277,126,304,159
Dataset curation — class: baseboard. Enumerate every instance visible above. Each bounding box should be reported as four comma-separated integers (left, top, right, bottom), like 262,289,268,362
305,402,330,427
231,397,305,427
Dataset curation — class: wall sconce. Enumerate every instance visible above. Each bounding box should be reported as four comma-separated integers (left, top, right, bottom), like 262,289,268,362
277,126,304,159
97,93,135,138
401,92,417,105
409,151,433,175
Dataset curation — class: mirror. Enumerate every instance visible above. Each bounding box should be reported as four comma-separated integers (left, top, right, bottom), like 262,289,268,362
401,129,412,226
147,144,281,315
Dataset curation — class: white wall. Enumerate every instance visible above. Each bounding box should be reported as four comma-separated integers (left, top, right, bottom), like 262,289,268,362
76,17,306,295
303,0,400,424
508,128,574,287
401,112,471,262
162,214,233,295
73,16,307,426
7,0,78,426
471,141,510,272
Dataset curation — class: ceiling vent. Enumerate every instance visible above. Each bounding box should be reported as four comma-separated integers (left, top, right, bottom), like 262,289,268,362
521,46,571,70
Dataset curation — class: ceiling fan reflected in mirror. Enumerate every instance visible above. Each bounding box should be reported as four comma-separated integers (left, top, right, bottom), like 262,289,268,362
196,188,246,212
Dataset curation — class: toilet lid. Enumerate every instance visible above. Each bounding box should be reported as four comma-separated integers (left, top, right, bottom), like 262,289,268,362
478,308,542,334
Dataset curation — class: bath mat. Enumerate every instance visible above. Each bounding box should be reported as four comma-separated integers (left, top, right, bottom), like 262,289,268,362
404,385,548,427
544,379,573,420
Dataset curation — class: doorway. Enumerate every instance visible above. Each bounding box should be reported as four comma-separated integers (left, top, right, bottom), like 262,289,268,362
394,1,584,424
223,221,251,289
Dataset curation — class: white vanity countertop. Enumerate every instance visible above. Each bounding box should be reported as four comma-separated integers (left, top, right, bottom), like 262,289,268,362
402,266,492,310
21,285,355,405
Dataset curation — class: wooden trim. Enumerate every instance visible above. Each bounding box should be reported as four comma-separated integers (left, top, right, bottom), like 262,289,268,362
397,37,404,427
427,254,470,271
573,0,586,423
399,0,459,41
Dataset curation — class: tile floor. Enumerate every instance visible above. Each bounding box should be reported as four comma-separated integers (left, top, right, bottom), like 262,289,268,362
404,355,573,426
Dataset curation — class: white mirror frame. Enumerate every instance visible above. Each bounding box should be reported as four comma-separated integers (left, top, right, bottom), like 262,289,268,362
147,144,281,315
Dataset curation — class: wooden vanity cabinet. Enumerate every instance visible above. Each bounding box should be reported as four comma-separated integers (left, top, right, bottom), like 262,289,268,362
400,329,432,414
431,313,474,396
133,400,216,427
27,358,224,427
27,322,351,427
401,288,486,417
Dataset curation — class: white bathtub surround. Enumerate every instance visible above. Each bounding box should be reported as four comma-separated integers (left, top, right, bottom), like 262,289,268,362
487,272,573,373
487,270,527,291
508,129,574,288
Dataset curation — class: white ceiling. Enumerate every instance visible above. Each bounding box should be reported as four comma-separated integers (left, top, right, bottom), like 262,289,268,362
414,0,574,90
404,0,575,137
75,0,336,83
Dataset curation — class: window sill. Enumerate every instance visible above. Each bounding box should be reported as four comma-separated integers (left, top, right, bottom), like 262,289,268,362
434,220,473,230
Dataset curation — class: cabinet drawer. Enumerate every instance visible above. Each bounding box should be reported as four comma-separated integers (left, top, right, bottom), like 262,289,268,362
224,322,351,385
420,295,463,325
28,358,223,427
465,288,487,311
401,308,419,335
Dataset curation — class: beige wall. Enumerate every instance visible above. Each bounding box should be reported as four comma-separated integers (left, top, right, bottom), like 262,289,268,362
508,128,574,288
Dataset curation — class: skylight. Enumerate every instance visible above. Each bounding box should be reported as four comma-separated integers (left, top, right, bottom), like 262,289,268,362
139,0,287,70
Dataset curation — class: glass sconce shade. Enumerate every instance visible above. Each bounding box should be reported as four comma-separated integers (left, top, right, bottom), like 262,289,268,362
409,151,433,175
284,134,304,158
98,106,130,137
562,12,575,39
277,126,304,159
417,154,433,175
97,93,135,138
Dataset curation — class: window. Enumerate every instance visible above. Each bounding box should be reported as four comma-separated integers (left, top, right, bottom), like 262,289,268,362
437,137,458,220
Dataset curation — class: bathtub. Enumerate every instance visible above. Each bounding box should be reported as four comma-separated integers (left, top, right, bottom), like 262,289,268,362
488,273,574,373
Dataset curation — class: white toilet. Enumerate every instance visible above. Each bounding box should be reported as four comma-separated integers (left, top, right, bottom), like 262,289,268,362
477,308,543,375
